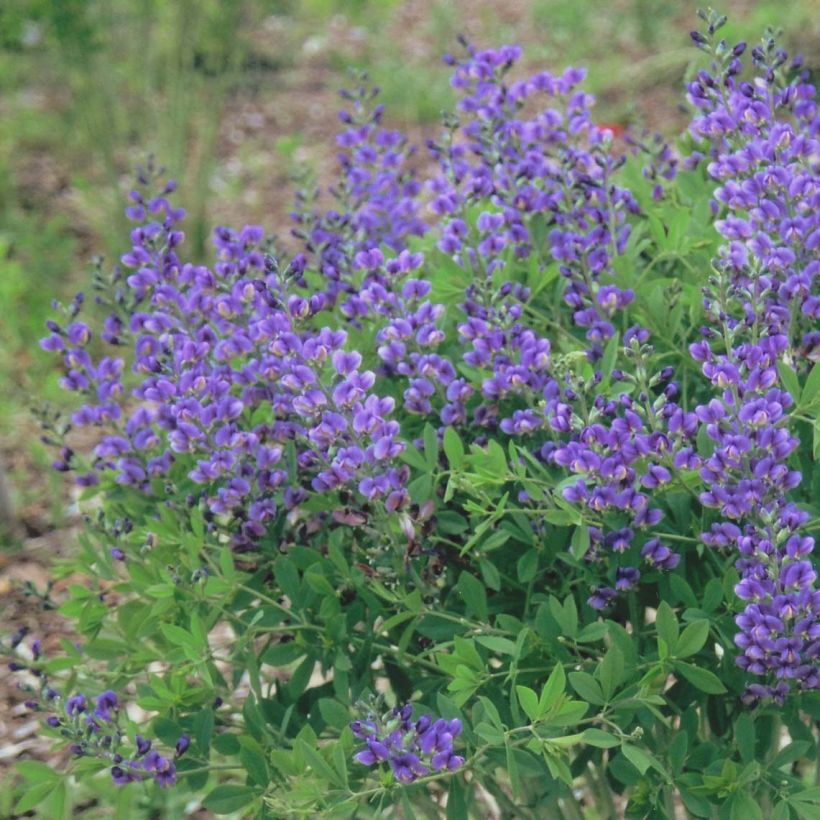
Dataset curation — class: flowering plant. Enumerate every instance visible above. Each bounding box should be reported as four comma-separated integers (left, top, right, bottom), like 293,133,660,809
7,9,819,818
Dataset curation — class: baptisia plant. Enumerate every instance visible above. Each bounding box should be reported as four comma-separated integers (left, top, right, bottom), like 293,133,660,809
7,9,818,819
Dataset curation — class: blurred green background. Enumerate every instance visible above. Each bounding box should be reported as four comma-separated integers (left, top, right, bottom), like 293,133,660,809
0,0,817,532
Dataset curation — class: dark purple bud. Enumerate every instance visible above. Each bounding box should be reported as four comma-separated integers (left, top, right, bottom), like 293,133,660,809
10,627,29,648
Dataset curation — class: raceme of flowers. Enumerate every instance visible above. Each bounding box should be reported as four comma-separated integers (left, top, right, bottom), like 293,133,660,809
7,632,186,787
351,703,464,783
40,29,818,714
42,198,410,553
687,29,819,699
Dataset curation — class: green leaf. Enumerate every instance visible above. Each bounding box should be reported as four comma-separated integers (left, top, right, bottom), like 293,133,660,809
296,739,345,787
482,440,508,476
144,583,176,599
516,685,540,722
734,713,756,765
770,802,791,820
400,443,428,471
447,777,468,820
332,742,349,790
408,473,433,503
159,623,196,650
544,748,574,786
674,661,727,694
598,646,625,700
218,547,237,582
539,664,566,714
570,525,591,559
443,427,464,469
243,694,267,741
16,761,59,784
318,698,350,730
549,699,589,727
675,620,710,658
477,696,503,729
789,786,820,808
547,733,585,748
400,791,417,820
475,635,518,655
576,622,608,643
568,671,606,706
814,419,820,461
516,549,538,583
452,636,483,670
239,738,270,787
770,741,811,769
622,744,653,775
506,740,521,794
213,733,241,755
542,508,580,526
380,609,419,634
479,558,501,592
600,331,621,380
423,423,439,471
679,786,713,818
47,780,66,820
729,790,765,820
202,785,259,815
582,728,620,748
701,578,724,611
273,558,301,601
669,731,688,774
474,722,505,745
801,363,820,406
193,708,215,753
457,571,488,621
480,530,510,552
548,594,578,639
15,783,57,814
288,655,316,700
777,362,800,400
655,601,679,654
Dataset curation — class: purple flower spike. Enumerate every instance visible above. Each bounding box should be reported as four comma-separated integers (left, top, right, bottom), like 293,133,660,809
350,702,464,783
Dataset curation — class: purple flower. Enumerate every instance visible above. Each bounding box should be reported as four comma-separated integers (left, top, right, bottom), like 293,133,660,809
588,587,618,611
66,694,87,716
94,690,118,721
174,735,190,758
641,539,680,571
135,735,152,756
350,703,464,783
